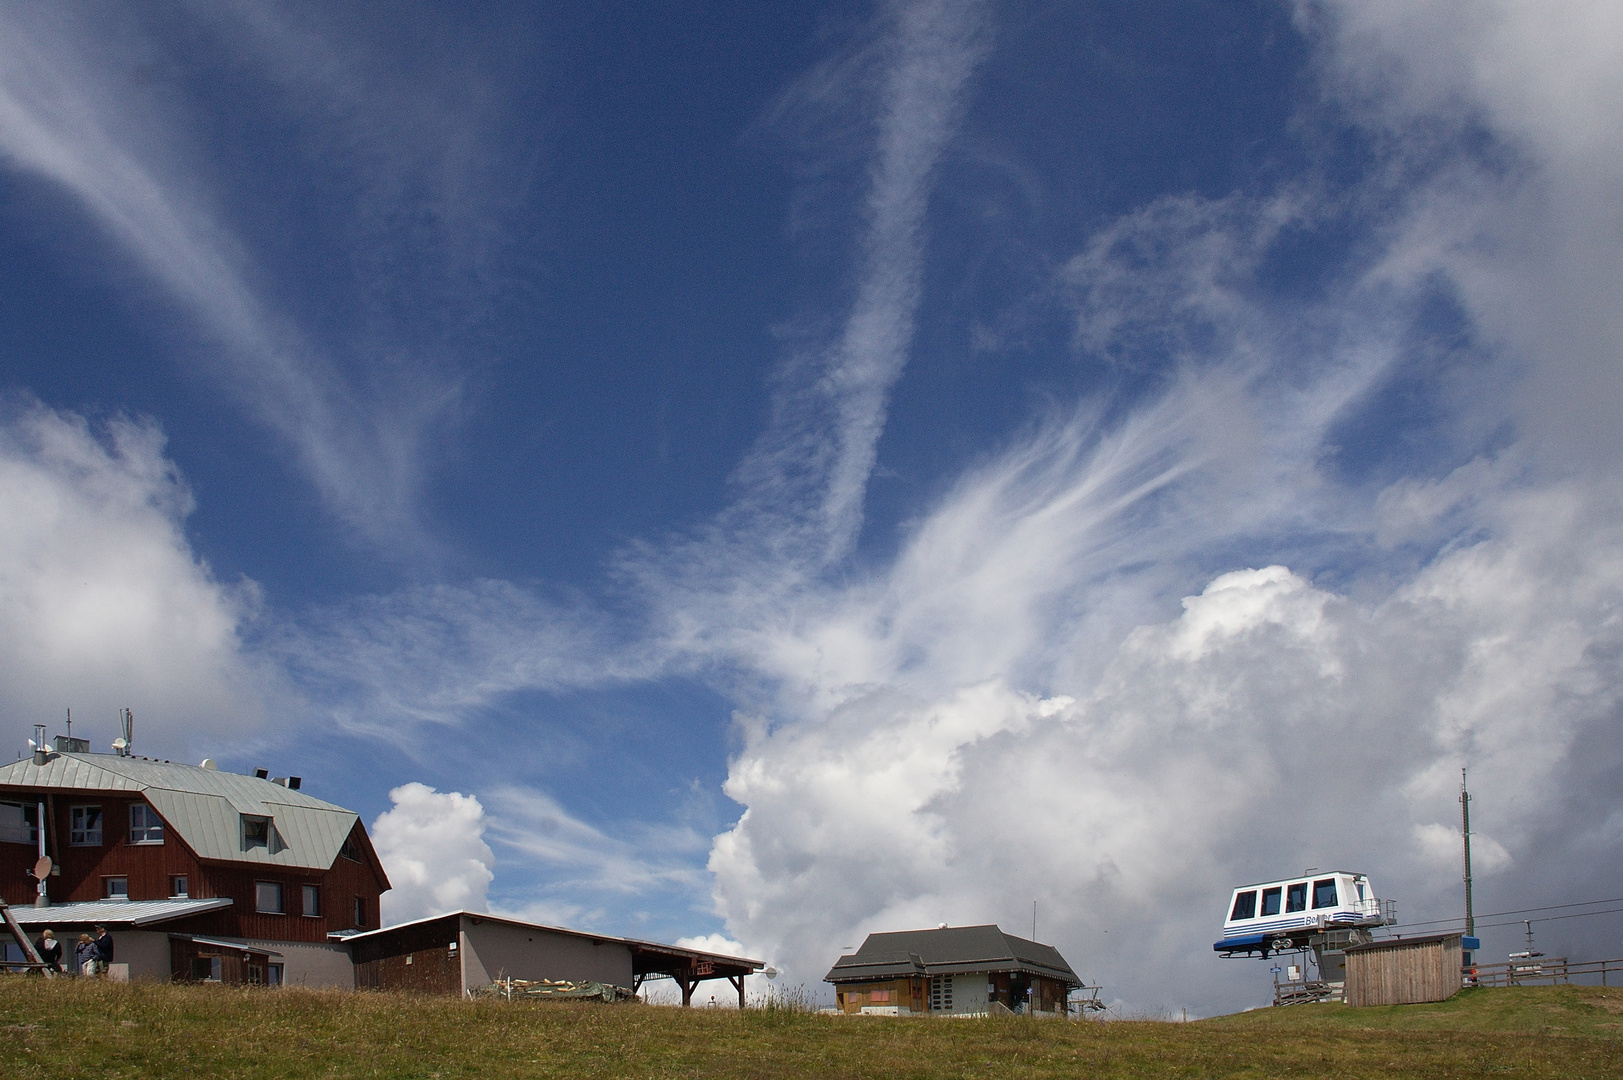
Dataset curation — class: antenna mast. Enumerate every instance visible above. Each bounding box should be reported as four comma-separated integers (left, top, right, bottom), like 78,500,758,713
1460,768,1474,940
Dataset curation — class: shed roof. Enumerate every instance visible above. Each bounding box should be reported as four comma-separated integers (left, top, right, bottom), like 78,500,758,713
0,753,379,877
8,898,233,926
1345,932,1464,953
824,925,1081,986
342,911,764,978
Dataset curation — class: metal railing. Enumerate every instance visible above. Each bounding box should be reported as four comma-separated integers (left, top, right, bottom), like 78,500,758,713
1470,957,1623,987
1353,897,1398,925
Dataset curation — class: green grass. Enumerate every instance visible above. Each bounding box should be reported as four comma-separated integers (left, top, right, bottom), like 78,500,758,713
2,978,1620,1079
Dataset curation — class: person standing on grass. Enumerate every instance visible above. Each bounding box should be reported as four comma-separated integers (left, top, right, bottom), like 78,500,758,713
33,929,62,973
91,925,113,977
75,933,95,976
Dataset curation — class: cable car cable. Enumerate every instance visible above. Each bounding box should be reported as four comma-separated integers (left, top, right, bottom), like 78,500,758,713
1387,894,1623,932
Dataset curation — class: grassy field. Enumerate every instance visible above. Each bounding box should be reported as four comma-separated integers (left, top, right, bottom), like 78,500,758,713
3,979,1621,1079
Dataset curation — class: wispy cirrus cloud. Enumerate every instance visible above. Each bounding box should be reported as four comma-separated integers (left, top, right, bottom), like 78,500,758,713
33,0,1618,1018
0,2,483,550
694,0,1623,1013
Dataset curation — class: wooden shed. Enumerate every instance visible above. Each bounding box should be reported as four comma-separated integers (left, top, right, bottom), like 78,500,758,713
1343,932,1463,1007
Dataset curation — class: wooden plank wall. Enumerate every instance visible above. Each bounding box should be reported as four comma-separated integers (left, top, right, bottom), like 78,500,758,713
0,793,387,945
1345,939,1462,1006
374,944,461,995
0,795,204,907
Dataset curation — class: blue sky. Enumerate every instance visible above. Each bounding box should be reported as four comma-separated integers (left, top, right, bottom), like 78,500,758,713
3,1,1622,1013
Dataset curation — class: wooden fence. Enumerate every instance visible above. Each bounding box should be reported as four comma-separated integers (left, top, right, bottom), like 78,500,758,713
1470,957,1623,987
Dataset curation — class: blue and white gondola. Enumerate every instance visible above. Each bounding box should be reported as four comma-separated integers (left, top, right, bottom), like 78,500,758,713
1213,871,1392,957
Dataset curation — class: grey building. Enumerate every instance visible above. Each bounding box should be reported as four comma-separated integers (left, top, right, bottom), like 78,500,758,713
344,911,763,1004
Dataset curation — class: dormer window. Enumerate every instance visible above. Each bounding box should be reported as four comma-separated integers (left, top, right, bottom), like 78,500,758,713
242,815,271,850
339,836,362,863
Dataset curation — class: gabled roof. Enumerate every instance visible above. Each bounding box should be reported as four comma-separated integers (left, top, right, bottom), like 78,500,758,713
8,898,233,926
824,925,1081,987
0,753,379,878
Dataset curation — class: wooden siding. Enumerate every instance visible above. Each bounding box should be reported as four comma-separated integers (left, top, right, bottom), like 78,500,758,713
170,937,270,986
370,944,461,995
835,974,1067,1015
1345,937,1462,1007
837,978,925,1014
0,787,388,946
0,794,203,907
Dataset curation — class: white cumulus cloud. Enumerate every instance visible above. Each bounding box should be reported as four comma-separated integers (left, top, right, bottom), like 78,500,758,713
0,398,267,756
372,782,495,924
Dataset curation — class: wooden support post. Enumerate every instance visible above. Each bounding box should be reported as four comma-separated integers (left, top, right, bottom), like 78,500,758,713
729,973,745,1009
0,901,50,975
680,974,695,1007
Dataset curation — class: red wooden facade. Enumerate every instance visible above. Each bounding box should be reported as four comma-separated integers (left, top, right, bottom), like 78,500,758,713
0,788,387,944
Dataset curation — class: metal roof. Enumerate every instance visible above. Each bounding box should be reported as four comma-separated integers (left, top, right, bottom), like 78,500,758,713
1344,932,1464,952
7,898,233,926
824,925,1081,986
169,934,281,957
0,753,367,874
342,911,764,973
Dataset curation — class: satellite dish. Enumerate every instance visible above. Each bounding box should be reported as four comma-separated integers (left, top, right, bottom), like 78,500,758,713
32,856,52,880
199,758,217,770
111,738,128,751
763,967,778,981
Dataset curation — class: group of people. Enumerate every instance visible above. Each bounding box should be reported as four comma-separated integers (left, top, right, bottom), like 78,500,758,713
29,925,113,976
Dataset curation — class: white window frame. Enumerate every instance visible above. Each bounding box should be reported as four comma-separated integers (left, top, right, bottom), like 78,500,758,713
103,876,128,899
256,880,284,914
129,803,164,844
70,805,102,846
170,875,189,898
0,802,38,846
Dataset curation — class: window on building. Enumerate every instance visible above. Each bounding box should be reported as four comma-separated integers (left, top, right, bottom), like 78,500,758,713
256,881,284,914
302,884,320,917
1260,886,1283,916
1229,890,1257,921
192,956,221,981
340,836,362,863
70,805,102,846
1312,878,1339,910
1286,882,1308,913
170,876,189,898
129,803,164,844
0,802,38,846
353,896,367,927
103,876,128,899
929,974,953,1011
242,815,270,850
267,963,284,986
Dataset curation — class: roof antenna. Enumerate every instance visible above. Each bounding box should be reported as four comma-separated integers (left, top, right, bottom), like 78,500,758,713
112,708,134,757
65,708,71,741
